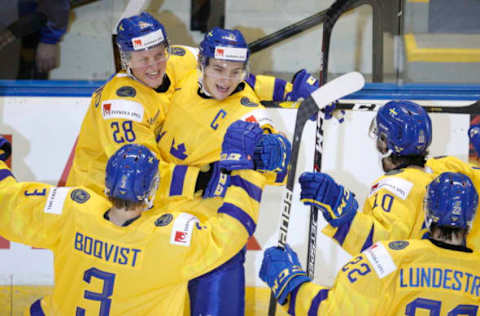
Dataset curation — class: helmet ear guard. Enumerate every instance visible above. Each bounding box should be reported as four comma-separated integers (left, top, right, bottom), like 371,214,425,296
424,172,478,232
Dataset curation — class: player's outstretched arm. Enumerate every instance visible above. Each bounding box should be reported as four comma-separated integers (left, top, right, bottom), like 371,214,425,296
261,242,387,315
179,121,268,277
0,138,70,247
245,69,318,102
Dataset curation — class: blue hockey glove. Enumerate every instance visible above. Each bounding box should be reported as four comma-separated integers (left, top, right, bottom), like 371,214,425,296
254,134,291,174
203,162,231,198
259,244,310,305
299,172,358,227
220,120,263,171
469,124,480,156
0,136,11,162
286,69,319,101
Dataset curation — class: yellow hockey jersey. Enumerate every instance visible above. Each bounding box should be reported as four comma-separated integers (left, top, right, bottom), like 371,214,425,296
426,155,480,251
67,45,290,201
0,162,266,316
284,239,480,315
66,45,197,195
157,69,275,166
154,69,283,220
322,167,435,255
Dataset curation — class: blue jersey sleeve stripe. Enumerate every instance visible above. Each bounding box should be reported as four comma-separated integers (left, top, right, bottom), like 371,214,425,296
273,78,287,101
169,165,188,196
360,225,375,252
308,289,329,316
0,169,13,182
218,202,256,236
245,73,256,89
30,299,46,316
333,220,353,246
288,286,301,315
230,175,262,202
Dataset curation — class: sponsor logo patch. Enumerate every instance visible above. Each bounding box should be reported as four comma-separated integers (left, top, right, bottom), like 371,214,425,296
101,100,144,122
214,46,247,62
131,29,164,50
364,242,397,279
170,213,199,247
44,187,70,215
155,213,173,227
70,189,90,204
388,240,409,250
116,86,136,97
241,109,274,128
368,177,413,200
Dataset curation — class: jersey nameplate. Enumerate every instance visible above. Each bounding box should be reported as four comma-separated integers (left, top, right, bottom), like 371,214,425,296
44,187,70,214
170,213,199,247
101,100,144,122
369,177,413,200
364,242,397,279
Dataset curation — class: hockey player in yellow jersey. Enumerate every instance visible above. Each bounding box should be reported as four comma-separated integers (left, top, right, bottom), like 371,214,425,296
65,12,198,197
0,121,269,315
298,100,435,256
66,12,318,202
156,27,322,316
423,123,480,251
261,171,480,315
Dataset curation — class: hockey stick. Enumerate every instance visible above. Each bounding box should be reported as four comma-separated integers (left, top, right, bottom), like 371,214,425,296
306,0,354,284
112,0,151,72
267,72,365,316
261,100,480,115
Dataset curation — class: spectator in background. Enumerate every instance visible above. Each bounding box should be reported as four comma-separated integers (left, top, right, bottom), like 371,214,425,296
0,0,70,79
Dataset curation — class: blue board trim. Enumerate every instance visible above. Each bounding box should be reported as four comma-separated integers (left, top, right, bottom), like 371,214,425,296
1,80,480,100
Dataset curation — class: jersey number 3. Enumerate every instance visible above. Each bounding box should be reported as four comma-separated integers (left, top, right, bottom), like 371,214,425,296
76,267,116,316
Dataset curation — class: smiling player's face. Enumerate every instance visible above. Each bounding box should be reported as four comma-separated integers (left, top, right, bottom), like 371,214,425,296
203,59,246,100
129,45,169,89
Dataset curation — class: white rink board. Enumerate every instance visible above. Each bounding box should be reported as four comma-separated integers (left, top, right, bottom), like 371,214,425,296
0,96,471,286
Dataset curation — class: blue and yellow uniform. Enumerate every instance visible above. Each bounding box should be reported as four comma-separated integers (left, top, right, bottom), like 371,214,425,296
322,167,435,255
426,155,480,251
0,161,266,316
66,45,198,197
67,45,292,200
157,68,287,314
284,239,480,315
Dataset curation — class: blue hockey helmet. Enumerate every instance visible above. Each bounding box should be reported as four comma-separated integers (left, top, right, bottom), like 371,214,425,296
369,100,432,156
199,27,249,66
425,172,478,231
116,12,169,52
105,144,159,205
